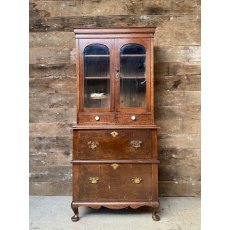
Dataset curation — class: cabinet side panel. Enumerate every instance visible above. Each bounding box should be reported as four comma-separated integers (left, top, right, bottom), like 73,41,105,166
76,38,80,123
151,37,155,119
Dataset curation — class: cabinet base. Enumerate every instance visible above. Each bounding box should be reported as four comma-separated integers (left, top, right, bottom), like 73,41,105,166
71,201,160,222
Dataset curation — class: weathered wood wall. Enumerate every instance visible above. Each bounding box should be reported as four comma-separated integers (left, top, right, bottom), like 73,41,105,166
29,0,201,196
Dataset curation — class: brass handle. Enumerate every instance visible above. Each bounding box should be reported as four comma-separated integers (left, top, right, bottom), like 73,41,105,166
130,140,142,149
88,141,99,150
110,131,118,137
115,70,120,80
89,177,99,184
111,163,119,170
132,177,142,184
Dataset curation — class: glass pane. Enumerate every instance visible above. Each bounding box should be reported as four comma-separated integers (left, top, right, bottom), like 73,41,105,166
120,44,146,108
84,44,110,108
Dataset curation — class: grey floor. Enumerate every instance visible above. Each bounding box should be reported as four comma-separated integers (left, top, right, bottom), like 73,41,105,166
29,196,200,230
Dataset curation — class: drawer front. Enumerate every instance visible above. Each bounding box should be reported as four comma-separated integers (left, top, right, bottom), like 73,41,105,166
75,130,152,159
78,113,115,124
115,113,153,125
76,164,152,201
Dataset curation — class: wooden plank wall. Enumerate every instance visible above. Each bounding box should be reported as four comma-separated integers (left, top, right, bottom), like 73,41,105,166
29,0,201,196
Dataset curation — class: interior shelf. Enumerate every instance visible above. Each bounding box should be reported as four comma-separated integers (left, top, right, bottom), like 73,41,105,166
85,76,110,79
84,55,110,57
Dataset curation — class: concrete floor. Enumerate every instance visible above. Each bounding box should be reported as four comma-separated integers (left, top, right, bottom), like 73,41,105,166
29,196,200,230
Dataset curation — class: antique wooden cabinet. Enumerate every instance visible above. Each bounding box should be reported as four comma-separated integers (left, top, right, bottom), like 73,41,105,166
71,27,160,221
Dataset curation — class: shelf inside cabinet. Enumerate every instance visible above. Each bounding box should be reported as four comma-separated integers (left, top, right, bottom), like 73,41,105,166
120,76,145,79
85,76,110,79
120,54,146,57
84,55,110,57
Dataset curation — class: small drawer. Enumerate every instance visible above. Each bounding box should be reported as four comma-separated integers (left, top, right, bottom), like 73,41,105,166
74,129,152,160
115,113,153,125
75,164,152,201
78,113,115,124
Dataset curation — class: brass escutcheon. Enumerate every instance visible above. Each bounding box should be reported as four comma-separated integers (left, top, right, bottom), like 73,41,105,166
111,163,119,170
130,140,142,149
89,177,99,184
132,177,142,184
88,141,99,150
110,131,118,138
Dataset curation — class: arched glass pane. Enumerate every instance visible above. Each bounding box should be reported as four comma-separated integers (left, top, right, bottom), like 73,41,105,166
120,44,146,108
84,44,110,108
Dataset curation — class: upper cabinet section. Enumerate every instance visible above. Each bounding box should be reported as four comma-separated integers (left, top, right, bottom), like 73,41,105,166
75,28,156,124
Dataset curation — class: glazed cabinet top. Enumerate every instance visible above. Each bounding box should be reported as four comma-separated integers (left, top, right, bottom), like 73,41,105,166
74,27,156,125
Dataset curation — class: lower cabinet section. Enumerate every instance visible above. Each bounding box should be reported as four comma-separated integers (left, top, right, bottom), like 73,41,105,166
72,163,158,201
71,125,160,222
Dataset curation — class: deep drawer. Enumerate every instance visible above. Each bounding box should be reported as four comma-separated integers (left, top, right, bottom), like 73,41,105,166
74,164,152,201
74,129,152,159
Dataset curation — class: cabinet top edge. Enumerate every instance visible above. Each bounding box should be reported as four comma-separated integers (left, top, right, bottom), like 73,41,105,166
74,27,156,35
72,125,160,130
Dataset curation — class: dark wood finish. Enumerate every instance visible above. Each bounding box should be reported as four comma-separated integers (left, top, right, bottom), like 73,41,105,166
76,164,152,201
115,113,153,125
73,129,152,160
73,124,160,130
71,201,160,210
72,160,160,164
78,112,115,124
71,27,160,222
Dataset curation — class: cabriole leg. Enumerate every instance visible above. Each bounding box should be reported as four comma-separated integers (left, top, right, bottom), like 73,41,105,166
152,207,160,221
71,203,79,222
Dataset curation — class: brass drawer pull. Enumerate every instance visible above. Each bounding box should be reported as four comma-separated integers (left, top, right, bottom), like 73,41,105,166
132,177,142,184
89,177,99,184
88,141,99,150
111,163,119,170
110,131,118,137
130,140,142,149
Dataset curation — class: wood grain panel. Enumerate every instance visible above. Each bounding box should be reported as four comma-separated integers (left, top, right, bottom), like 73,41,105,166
30,15,169,32
29,63,76,78
29,123,71,137
30,108,75,123
75,130,152,159
76,164,152,201
30,1,200,17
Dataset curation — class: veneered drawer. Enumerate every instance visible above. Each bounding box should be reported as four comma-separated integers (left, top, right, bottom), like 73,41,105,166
74,130,152,159
78,113,115,124
75,164,152,201
115,113,152,125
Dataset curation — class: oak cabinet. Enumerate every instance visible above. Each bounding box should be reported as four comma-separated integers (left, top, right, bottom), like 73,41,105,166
71,27,160,222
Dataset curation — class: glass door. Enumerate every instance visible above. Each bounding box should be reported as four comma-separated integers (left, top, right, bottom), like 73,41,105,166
79,39,114,111
115,39,151,112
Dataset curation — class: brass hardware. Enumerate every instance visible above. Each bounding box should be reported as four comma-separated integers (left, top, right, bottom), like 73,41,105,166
131,115,136,121
89,177,99,184
115,70,120,80
95,115,100,121
130,140,142,149
111,163,119,170
88,141,99,150
132,177,142,184
110,131,118,137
